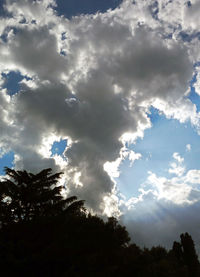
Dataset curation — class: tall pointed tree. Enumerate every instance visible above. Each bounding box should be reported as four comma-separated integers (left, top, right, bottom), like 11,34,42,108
180,232,200,277
0,167,85,226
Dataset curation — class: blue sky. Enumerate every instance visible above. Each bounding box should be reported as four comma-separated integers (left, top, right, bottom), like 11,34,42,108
51,139,67,156
2,71,24,95
118,109,200,198
56,0,122,18
1,0,200,249
0,151,14,174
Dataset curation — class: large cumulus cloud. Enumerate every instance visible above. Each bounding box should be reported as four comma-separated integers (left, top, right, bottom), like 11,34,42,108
0,0,200,247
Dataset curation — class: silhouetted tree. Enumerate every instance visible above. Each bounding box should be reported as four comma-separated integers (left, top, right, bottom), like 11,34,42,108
172,241,183,263
169,233,200,277
0,167,85,226
0,167,200,277
180,232,200,277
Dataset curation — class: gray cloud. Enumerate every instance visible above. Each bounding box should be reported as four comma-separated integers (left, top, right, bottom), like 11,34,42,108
0,0,200,246
121,193,200,252
8,27,67,81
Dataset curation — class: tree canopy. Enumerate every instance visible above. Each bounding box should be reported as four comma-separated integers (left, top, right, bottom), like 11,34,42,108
0,167,85,226
0,167,199,277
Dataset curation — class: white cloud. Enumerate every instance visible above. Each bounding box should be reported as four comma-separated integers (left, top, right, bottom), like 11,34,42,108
168,152,185,177
173,152,184,164
194,66,200,95
168,164,185,177
104,147,141,178
185,169,200,184
137,152,200,205
147,172,194,205
186,143,191,152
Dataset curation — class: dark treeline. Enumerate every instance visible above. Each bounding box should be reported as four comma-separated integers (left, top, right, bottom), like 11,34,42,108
0,167,199,277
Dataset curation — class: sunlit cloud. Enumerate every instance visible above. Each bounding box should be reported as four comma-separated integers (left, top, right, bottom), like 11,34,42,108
1,0,200,249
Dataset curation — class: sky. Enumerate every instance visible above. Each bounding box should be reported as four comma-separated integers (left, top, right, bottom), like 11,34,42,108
1,0,200,251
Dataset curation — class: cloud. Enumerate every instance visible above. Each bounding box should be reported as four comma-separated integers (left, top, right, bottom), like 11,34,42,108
1,0,200,247
186,143,191,152
121,191,200,249
119,151,200,248
168,152,185,177
139,153,200,206
194,66,200,95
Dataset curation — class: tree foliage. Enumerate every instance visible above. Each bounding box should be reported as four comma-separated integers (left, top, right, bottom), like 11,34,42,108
0,167,85,225
0,167,199,277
